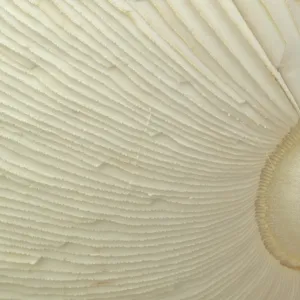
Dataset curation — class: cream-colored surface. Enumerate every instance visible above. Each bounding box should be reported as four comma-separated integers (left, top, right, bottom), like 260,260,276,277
257,124,300,270
0,0,300,299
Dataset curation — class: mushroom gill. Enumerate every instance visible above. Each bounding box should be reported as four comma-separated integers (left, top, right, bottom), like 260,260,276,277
0,0,300,299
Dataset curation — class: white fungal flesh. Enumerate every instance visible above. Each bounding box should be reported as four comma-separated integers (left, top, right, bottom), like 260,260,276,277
0,0,300,299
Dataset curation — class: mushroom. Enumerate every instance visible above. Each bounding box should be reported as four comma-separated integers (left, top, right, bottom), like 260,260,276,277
0,0,300,299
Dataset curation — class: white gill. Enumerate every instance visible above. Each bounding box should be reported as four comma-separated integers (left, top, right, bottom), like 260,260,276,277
0,0,300,299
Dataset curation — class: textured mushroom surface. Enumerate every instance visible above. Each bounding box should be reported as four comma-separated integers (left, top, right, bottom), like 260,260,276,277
1,0,300,299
